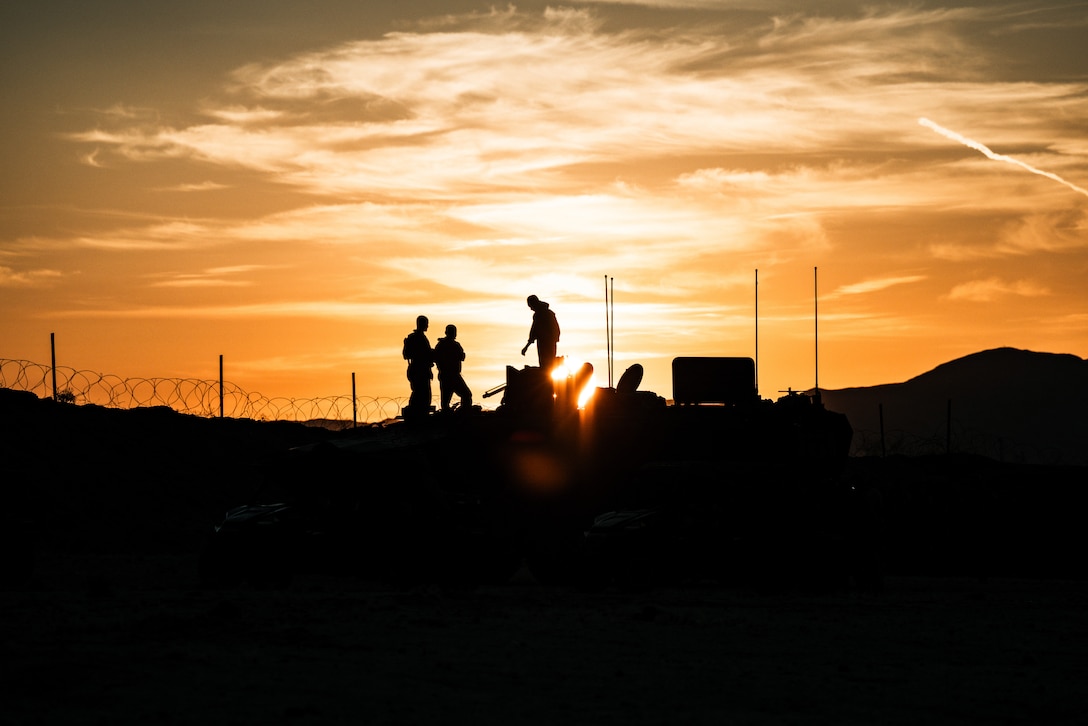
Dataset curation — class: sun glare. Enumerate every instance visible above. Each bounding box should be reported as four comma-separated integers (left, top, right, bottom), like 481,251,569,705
550,361,572,382
577,377,597,408
551,358,597,408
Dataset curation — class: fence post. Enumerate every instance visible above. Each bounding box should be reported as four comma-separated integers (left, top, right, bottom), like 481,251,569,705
50,332,58,401
219,355,224,418
878,402,885,458
352,372,357,428
946,398,952,454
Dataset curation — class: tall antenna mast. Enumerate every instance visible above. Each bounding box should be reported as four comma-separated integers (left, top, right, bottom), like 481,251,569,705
814,266,820,399
754,268,759,396
604,275,611,388
609,276,615,388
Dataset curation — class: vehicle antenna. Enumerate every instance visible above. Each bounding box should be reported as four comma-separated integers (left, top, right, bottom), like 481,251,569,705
604,275,611,388
814,266,820,402
610,276,615,388
755,268,759,396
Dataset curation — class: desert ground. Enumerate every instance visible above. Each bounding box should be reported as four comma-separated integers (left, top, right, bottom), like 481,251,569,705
6,555,1088,725
3,388,1087,724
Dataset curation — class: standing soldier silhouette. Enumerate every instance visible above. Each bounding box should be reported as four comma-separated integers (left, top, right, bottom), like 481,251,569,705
520,294,561,373
402,315,433,419
433,324,473,412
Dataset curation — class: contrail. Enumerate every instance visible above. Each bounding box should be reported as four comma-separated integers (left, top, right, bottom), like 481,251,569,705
918,117,1088,198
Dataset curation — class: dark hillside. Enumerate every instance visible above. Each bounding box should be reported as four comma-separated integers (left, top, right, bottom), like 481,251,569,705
819,348,1088,465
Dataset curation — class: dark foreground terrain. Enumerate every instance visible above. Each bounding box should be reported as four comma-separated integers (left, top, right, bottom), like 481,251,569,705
2,389,1087,724
7,555,1088,725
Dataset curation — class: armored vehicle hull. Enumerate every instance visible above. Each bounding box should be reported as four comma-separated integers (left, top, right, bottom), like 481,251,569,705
199,356,871,590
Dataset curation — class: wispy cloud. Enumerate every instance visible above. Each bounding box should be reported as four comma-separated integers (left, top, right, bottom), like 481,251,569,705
149,265,271,288
158,181,231,193
0,266,64,287
71,221,225,251
51,6,1088,294
50,301,385,319
930,209,1088,260
946,278,1050,302
830,275,926,298
71,8,1009,199
79,149,104,168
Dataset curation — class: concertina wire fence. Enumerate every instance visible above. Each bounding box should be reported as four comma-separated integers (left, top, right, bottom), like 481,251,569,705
0,358,408,427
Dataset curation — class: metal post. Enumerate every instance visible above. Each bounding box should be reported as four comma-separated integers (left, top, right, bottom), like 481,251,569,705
352,372,358,428
609,276,615,388
219,355,224,418
946,398,952,454
879,403,886,458
604,275,611,389
754,269,759,396
50,332,58,401
814,266,819,398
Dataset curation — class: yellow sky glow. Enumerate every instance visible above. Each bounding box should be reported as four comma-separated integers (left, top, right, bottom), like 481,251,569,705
2,1,1086,409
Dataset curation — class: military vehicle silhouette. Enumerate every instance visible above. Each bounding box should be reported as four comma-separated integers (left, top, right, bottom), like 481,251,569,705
199,355,874,591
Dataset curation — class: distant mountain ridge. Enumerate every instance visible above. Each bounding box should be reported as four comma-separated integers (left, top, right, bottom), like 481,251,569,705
818,347,1088,465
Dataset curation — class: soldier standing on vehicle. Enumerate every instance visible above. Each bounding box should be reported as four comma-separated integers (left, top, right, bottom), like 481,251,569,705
433,324,473,412
520,295,560,373
402,315,434,419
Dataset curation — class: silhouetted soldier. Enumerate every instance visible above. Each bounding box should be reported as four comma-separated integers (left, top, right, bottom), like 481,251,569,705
402,315,433,418
520,294,561,372
434,324,473,412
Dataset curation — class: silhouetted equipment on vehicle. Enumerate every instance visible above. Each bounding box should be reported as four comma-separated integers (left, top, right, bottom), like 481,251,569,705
671,357,758,406
200,353,870,592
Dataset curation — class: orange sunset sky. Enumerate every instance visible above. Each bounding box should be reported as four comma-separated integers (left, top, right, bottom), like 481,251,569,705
2,1,1086,405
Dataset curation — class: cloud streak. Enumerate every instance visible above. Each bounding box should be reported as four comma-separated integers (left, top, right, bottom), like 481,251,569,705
830,275,927,298
919,117,1088,199
0,266,64,287
946,278,1050,303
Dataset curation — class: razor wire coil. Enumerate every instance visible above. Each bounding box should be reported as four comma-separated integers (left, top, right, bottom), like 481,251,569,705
0,358,407,426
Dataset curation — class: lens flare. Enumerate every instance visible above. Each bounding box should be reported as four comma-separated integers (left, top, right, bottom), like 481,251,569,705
551,359,596,408
577,374,596,408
